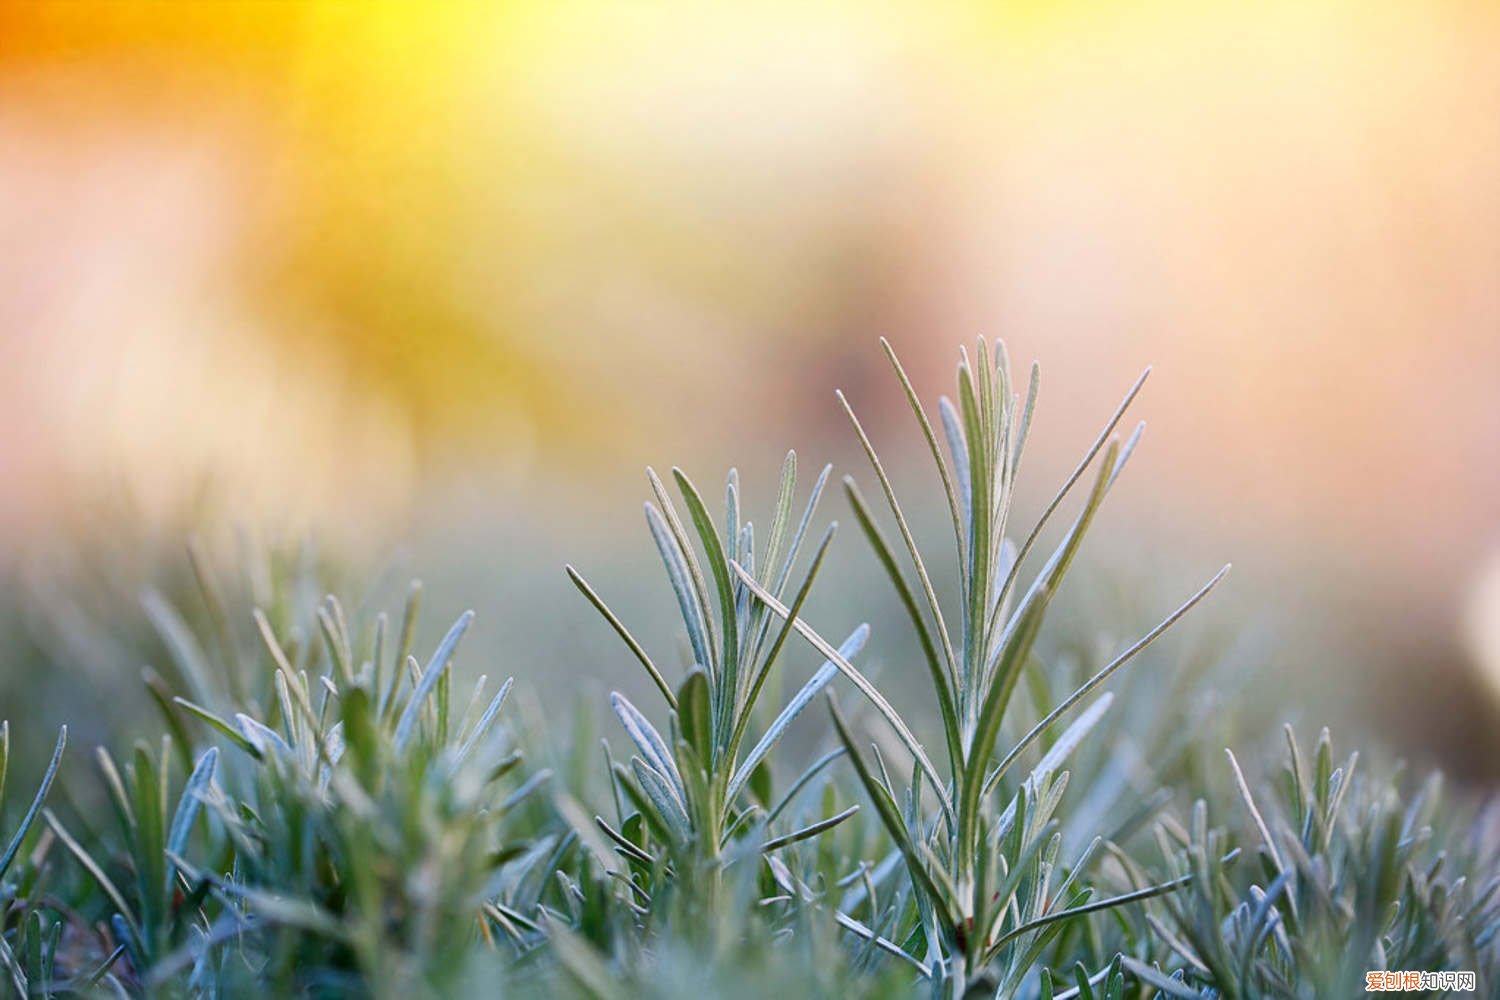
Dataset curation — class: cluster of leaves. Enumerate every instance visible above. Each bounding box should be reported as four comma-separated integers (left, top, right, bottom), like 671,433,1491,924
1118,729,1500,998
0,339,1494,999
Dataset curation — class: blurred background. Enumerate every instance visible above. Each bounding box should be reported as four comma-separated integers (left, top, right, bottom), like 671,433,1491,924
1,1,1498,779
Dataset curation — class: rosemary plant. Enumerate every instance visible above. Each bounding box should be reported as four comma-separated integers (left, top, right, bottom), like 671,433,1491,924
51,573,548,998
0,339,1493,999
567,458,866,906
1122,727,1500,998
735,339,1229,996
0,724,68,995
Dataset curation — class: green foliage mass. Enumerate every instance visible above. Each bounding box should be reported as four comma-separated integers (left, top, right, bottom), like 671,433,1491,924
0,341,1493,998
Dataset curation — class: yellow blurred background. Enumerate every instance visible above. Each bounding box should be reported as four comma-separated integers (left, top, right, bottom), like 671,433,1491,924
2,1,1498,771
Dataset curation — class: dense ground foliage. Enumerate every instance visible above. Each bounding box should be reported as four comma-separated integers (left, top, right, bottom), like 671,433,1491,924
1,341,1495,998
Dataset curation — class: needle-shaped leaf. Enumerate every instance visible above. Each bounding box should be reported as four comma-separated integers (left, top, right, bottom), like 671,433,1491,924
672,467,740,724
236,714,292,758
676,668,712,764
724,468,741,563
1013,361,1040,467
733,562,953,824
645,501,714,675
385,580,423,717
0,726,66,880
959,586,1050,864
988,873,1193,955
610,693,684,801
166,746,217,859
766,747,846,826
845,477,963,773
880,337,967,574
745,457,833,675
566,566,676,708
173,699,261,759
940,397,972,533
770,463,833,600
994,369,1149,625
727,624,868,803
726,523,838,766
828,698,956,926
959,350,994,692
255,611,316,728
761,804,859,853
1227,748,1284,876
985,565,1230,795
393,610,474,752
647,468,719,671
1032,694,1113,787
456,677,514,765
1119,958,1204,1000
759,451,798,603
45,810,142,940
837,390,960,686
630,757,692,844
984,439,1120,686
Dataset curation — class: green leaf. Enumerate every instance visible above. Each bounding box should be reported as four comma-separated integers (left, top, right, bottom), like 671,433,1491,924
984,438,1119,685
959,586,1049,864
44,810,141,941
456,676,514,765
393,610,474,751
1120,957,1204,999
645,500,714,675
761,804,859,853
647,467,719,671
141,668,194,775
845,477,963,774
0,933,26,998
1031,693,1113,787
547,920,628,1000
340,685,380,788
566,566,676,708
0,726,66,880
766,748,843,825
728,523,838,765
828,698,956,926
940,396,971,530
672,466,740,731
131,745,167,942
253,609,316,728
749,759,774,809
837,389,961,693
630,758,692,844
1014,361,1040,467
991,873,1194,955
592,813,653,866
995,368,1149,622
734,562,953,825
758,451,799,604
1226,747,1284,876
879,337,968,576
235,713,291,758
769,462,832,600
727,624,867,804
676,668,712,764
166,747,218,860
984,564,1230,795
610,692,685,802
385,580,423,717
956,348,992,703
